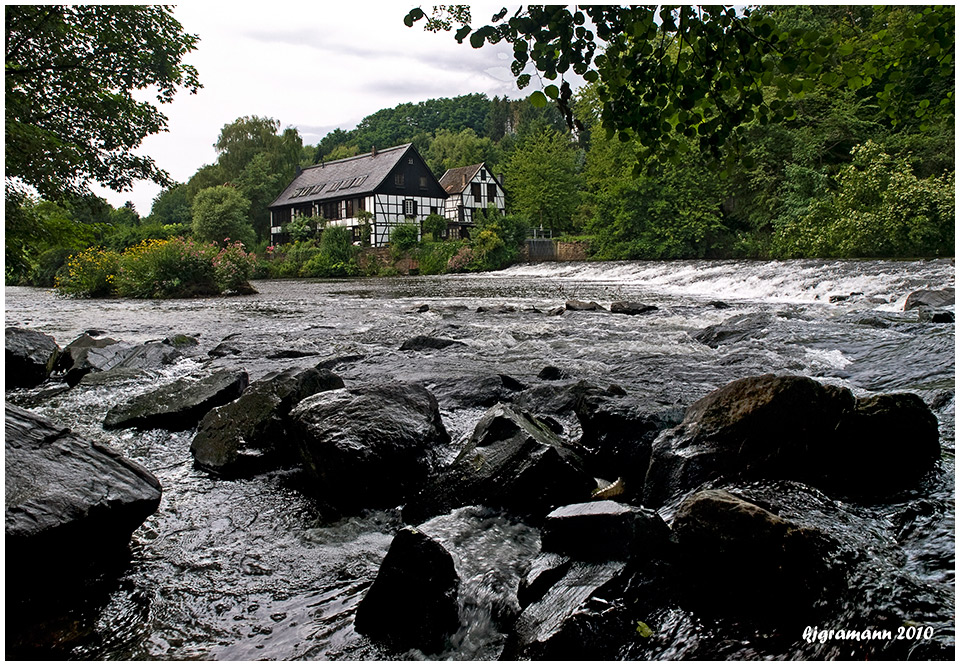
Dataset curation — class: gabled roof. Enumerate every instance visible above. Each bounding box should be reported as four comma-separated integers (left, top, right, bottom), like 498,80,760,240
269,143,413,209
439,163,483,195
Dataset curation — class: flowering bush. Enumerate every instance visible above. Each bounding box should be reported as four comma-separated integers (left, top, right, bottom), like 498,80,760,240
115,237,218,298
214,240,258,292
54,247,120,297
54,237,257,299
446,245,475,272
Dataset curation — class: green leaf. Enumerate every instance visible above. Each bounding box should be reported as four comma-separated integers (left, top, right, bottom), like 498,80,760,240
517,73,531,89
544,84,560,99
529,90,548,107
455,24,472,43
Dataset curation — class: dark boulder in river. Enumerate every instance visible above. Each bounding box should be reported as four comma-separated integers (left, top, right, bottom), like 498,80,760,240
56,333,130,386
290,383,449,511
403,404,595,524
671,487,843,624
540,500,670,561
643,374,940,507
610,301,658,315
399,335,466,351
693,313,772,348
904,287,955,310
565,299,605,312
6,327,59,388
103,369,249,430
354,526,460,654
573,392,683,502
191,367,344,477
6,405,162,576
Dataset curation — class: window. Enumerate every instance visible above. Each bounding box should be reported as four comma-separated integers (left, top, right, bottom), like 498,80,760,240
345,198,354,218
480,168,487,180
488,183,497,200
403,199,417,217
430,206,438,215
419,175,428,190
394,173,405,188
408,157,414,164
471,183,483,200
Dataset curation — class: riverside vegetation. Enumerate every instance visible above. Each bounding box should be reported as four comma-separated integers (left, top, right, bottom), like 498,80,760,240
6,5,953,297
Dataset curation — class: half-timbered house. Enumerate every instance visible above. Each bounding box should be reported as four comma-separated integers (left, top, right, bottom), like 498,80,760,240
268,144,447,247
438,163,507,238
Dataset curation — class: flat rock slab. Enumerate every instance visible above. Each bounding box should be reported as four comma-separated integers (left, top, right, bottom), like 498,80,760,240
904,288,955,310
103,369,249,430
6,327,60,388
6,405,162,565
541,500,670,561
400,335,467,351
610,301,658,315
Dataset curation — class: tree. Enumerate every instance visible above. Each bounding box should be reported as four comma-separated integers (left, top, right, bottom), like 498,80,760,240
5,5,200,199
406,5,954,170
147,185,192,227
425,128,500,176
422,213,448,241
213,116,302,182
191,186,254,248
506,128,581,231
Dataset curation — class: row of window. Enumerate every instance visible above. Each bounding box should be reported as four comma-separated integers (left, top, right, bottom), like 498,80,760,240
292,175,367,199
471,182,499,200
394,173,432,190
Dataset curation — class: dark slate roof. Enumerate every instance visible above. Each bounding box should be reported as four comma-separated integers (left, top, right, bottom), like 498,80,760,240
439,163,483,195
269,143,413,208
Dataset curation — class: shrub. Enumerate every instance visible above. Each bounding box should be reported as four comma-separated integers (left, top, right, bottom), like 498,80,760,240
31,246,77,287
446,245,475,272
54,247,120,298
389,222,420,259
191,185,255,248
418,240,467,275
301,227,359,277
214,241,258,292
114,238,218,298
422,213,448,241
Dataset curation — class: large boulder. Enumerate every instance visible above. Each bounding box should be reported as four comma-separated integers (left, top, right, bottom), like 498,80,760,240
643,374,941,507
503,559,630,660
354,526,460,654
565,299,605,312
191,367,344,477
403,404,596,524
574,392,684,502
6,406,162,574
6,327,60,388
399,335,466,351
290,383,449,511
643,375,854,508
55,334,132,386
610,301,658,316
426,373,526,410
671,488,843,623
103,369,249,430
904,287,955,311
540,501,671,561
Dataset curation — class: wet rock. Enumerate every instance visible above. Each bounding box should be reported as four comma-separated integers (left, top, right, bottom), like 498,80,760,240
208,341,242,358
503,559,630,660
546,306,566,316
403,404,595,524
55,334,132,387
643,375,854,508
399,335,466,351
518,552,571,609
610,301,658,315
191,367,344,477
290,383,449,511
162,334,200,348
644,375,941,507
427,373,524,409
315,353,365,370
708,300,731,309
537,365,569,381
828,292,863,303
856,316,891,329
6,327,60,388
574,393,684,502
904,287,955,310
6,406,162,575
354,526,460,654
266,343,321,359
917,306,955,323
477,304,517,314
565,299,605,312
541,501,671,561
693,313,772,348
113,341,181,370
671,488,843,623
514,379,607,420
103,369,249,431
830,392,940,495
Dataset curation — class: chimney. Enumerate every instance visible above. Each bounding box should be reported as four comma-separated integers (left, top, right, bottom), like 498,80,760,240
371,145,377,157
461,174,467,187
498,172,505,186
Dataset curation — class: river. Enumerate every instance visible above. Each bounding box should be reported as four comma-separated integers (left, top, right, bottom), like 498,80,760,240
5,258,955,659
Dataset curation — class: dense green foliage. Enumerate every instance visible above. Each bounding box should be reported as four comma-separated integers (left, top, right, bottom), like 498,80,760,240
55,237,256,298
191,186,255,248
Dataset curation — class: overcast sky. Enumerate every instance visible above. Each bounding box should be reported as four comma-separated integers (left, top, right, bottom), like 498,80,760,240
92,2,530,215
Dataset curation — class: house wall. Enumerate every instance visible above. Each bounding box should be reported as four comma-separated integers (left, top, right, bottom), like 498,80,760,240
443,167,506,223
371,193,446,247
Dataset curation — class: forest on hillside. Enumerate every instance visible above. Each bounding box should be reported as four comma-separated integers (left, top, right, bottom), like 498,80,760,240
6,5,954,288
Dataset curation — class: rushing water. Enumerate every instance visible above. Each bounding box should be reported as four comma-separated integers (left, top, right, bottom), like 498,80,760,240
5,258,955,659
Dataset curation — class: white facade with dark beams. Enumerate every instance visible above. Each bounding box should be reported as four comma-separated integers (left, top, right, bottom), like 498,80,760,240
438,162,507,238
268,144,447,247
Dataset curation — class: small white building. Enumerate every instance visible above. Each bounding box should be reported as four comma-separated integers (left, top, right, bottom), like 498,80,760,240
438,163,507,238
